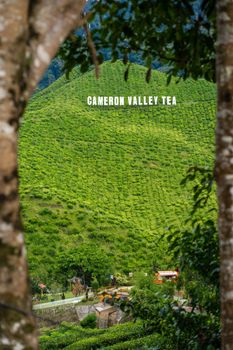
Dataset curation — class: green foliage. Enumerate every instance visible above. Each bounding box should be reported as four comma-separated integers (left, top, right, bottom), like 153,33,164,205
19,61,216,282
56,243,112,286
80,313,97,329
124,278,175,328
132,272,155,290
60,1,216,82
123,279,220,349
30,277,41,295
40,321,147,350
40,322,105,350
114,272,130,286
102,334,159,349
119,168,220,349
64,322,146,350
167,166,219,314
91,277,99,293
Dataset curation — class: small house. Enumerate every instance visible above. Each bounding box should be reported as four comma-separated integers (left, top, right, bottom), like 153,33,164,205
94,303,117,328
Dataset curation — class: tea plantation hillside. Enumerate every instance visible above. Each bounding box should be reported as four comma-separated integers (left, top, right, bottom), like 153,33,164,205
39,321,159,350
19,61,216,282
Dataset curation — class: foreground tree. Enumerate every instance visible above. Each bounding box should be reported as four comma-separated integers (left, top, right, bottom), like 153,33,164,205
60,0,216,81
0,1,86,348
216,1,233,348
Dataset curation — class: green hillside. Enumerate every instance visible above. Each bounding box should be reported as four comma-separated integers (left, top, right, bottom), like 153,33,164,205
19,61,216,282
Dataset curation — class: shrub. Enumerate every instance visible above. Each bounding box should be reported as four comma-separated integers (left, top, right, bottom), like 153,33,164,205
91,278,99,294
103,333,159,349
40,323,104,350
39,208,54,216
80,314,97,329
64,322,145,350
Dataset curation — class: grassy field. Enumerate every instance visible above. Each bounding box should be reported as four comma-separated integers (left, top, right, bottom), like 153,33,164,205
19,61,216,282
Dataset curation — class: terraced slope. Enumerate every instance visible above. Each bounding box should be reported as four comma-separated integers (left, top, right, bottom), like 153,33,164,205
19,61,216,280
39,321,159,350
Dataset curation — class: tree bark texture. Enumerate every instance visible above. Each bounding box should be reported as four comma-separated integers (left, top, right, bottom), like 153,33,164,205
0,1,85,349
216,1,233,349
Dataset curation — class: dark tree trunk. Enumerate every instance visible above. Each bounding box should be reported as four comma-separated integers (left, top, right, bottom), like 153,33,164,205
0,2,38,348
0,1,86,348
216,1,233,348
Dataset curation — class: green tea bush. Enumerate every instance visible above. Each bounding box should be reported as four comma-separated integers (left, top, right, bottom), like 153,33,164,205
40,324,104,350
64,322,145,350
39,208,54,216
80,313,97,329
103,334,159,349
